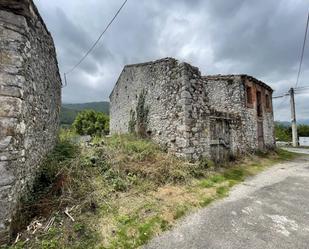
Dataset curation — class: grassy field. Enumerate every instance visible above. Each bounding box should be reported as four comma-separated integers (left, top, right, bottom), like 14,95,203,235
5,132,297,249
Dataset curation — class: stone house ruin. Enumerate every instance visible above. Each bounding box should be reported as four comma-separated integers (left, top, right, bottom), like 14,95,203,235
0,0,61,242
110,58,275,161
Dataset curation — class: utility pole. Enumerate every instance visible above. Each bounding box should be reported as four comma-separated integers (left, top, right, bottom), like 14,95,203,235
289,88,299,147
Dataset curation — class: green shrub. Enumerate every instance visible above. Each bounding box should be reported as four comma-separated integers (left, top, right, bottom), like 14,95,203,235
298,124,309,137
274,123,291,141
73,110,109,136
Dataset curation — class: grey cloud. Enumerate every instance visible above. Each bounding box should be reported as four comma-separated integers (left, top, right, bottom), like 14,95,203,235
208,0,309,77
34,0,309,121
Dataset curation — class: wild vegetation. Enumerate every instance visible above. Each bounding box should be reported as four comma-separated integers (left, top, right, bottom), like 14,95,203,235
275,123,309,141
60,107,80,126
128,90,149,137
73,110,109,136
60,102,110,125
6,130,297,249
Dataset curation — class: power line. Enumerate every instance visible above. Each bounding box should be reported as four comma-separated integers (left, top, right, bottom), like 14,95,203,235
295,89,309,94
295,88,309,92
273,88,309,99
295,86,309,90
295,86,309,92
273,93,289,99
277,94,289,106
295,11,309,88
63,0,129,86
277,12,309,147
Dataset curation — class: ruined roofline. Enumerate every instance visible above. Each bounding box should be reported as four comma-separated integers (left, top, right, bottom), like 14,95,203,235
204,74,273,92
0,0,50,35
109,57,180,99
109,57,204,99
109,57,273,100
123,57,201,73
123,57,179,68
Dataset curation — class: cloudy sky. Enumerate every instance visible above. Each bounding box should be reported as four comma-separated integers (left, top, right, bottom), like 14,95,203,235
33,0,309,121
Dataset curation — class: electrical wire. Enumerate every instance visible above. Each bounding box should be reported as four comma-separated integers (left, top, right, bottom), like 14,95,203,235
277,95,289,107
295,86,309,90
295,89,309,94
63,0,129,86
295,12,309,88
273,93,289,99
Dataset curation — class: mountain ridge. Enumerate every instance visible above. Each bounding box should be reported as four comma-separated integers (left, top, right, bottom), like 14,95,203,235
60,101,110,125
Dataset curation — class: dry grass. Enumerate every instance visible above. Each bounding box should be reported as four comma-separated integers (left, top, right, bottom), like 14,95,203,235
6,134,298,249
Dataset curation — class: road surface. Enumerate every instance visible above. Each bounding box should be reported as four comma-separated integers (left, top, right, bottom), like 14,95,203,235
144,149,309,249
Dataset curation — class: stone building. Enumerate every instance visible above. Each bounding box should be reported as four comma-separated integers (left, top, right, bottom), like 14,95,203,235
0,0,61,242
110,58,275,161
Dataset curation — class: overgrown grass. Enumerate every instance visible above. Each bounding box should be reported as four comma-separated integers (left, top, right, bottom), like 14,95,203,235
5,133,300,249
103,134,211,186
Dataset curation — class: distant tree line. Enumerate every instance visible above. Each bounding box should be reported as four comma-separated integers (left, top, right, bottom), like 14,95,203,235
275,123,309,141
60,102,110,125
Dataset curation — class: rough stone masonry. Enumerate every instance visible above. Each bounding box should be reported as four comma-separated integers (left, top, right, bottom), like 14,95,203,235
0,0,61,242
110,58,275,162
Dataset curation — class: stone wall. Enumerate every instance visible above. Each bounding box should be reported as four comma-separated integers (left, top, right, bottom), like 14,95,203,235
110,58,275,161
204,76,245,155
204,75,275,155
0,0,61,242
110,58,191,157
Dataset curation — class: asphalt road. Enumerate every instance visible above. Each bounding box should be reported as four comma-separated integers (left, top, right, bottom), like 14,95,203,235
144,149,309,249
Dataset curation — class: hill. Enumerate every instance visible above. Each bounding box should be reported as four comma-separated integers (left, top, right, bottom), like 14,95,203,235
298,119,309,125
63,102,110,114
276,119,309,126
60,102,110,125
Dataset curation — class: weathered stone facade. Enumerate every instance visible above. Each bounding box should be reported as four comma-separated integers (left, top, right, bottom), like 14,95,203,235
110,58,275,161
0,0,61,242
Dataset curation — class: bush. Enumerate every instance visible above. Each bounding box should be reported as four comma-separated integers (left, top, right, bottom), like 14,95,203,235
275,123,291,142
73,110,109,136
275,123,309,142
298,124,309,137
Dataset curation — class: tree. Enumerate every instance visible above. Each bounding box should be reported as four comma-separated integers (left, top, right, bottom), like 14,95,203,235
73,110,109,136
298,125,309,137
274,123,291,142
